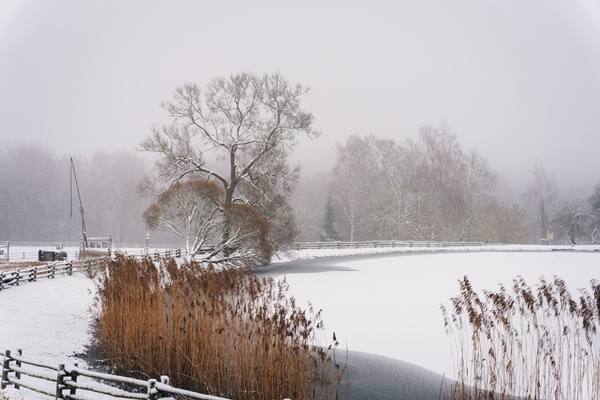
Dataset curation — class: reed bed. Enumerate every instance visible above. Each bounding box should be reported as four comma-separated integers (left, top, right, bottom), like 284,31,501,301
95,254,347,400
442,275,600,400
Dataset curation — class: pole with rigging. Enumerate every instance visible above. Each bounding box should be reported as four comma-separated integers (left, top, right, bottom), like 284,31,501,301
70,158,88,249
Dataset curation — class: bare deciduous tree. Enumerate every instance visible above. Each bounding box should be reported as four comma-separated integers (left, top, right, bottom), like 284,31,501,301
329,135,382,241
140,72,318,200
140,71,318,258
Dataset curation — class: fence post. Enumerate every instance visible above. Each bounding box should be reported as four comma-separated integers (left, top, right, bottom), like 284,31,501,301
70,363,78,397
14,349,21,390
50,263,56,279
148,378,158,400
0,271,4,291
67,261,73,276
175,249,181,258
1,350,12,389
15,269,20,286
56,364,66,399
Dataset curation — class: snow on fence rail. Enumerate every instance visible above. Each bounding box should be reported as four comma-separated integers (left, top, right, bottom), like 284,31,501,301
0,259,104,291
289,240,485,250
0,249,188,291
0,349,231,400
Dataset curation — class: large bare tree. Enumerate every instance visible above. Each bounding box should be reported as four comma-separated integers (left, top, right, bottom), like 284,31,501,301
140,72,319,258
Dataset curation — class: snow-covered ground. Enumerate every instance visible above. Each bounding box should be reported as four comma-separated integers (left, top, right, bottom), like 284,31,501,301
0,244,598,399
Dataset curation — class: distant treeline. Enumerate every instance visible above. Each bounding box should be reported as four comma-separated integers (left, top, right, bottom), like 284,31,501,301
0,143,172,245
294,124,600,245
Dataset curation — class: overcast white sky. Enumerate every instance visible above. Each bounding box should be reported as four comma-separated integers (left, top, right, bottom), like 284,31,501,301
1,1,599,195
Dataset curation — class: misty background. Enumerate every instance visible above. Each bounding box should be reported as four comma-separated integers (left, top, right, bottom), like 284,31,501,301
1,1,599,246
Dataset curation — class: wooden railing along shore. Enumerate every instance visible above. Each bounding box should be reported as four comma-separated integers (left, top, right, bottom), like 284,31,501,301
290,239,485,250
1,349,230,400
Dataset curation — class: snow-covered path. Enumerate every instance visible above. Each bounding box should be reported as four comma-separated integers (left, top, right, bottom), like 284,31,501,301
0,273,96,367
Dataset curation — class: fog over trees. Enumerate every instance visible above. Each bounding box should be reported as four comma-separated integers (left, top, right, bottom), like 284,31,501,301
293,124,599,246
0,143,161,245
1,122,598,248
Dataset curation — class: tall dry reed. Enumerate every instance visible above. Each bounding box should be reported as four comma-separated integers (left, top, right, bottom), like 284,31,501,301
442,275,600,400
95,254,347,400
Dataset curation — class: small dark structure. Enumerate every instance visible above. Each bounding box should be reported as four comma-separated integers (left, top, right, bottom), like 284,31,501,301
38,250,67,262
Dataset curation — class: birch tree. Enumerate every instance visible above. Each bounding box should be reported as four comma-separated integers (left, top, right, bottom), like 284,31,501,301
330,135,382,241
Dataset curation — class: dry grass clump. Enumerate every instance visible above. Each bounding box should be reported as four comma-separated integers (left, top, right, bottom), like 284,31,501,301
442,275,600,400
95,254,346,399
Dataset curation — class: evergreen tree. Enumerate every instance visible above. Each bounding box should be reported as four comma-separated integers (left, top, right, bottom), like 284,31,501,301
320,196,341,241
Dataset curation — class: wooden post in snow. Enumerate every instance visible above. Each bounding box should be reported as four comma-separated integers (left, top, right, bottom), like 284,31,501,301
1,350,12,389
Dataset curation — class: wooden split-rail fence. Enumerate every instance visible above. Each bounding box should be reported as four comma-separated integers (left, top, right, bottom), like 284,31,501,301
0,349,230,400
290,239,486,250
0,249,186,291
0,259,104,291
0,241,488,291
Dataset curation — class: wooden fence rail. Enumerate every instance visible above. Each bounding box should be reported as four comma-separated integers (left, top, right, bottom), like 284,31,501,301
0,259,105,291
0,248,188,291
289,240,485,250
1,241,487,291
1,349,231,400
